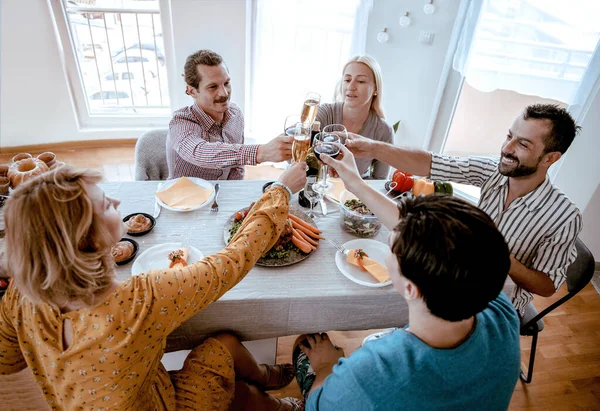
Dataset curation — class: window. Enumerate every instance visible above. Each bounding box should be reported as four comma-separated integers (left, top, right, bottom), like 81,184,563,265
50,0,171,127
441,0,600,157
247,0,371,143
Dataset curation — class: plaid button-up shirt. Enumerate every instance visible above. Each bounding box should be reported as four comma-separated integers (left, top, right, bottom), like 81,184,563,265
430,154,582,313
167,103,259,180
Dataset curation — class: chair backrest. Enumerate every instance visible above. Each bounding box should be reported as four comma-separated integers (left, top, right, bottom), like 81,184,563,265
565,238,596,294
134,129,169,181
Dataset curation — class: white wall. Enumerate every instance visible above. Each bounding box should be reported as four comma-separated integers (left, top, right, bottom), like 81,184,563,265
365,0,462,147
167,0,249,113
553,84,600,258
0,1,85,148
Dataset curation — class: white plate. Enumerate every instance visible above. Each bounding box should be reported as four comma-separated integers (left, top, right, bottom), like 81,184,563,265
155,177,215,212
335,239,393,287
131,243,204,276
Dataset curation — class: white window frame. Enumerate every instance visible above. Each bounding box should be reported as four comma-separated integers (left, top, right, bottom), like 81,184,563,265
47,0,173,129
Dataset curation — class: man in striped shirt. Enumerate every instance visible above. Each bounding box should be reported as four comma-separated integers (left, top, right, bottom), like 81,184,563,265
167,50,293,180
345,104,582,313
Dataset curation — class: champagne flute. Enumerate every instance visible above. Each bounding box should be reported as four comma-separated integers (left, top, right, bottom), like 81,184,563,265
291,122,311,163
322,124,348,146
312,132,341,194
300,92,321,125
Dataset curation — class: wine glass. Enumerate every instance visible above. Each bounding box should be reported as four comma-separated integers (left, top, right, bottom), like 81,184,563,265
300,92,321,125
304,175,322,220
322,124,348,146
284,115,302,136
312,132,341,194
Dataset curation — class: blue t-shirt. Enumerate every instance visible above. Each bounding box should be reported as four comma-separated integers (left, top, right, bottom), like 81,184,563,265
306,293,520,411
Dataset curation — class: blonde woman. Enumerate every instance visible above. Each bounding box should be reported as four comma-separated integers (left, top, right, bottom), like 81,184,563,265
0,165,306,411
316,55,393,180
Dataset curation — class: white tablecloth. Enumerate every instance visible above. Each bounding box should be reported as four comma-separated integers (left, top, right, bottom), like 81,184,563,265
98,181,410,351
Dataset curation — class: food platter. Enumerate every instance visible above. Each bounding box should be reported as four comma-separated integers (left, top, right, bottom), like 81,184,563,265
223,207,319,267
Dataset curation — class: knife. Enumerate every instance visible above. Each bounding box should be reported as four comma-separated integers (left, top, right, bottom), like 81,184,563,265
319,198,328,215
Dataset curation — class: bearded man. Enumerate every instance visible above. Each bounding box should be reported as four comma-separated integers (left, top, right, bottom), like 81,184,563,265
345,104,582,313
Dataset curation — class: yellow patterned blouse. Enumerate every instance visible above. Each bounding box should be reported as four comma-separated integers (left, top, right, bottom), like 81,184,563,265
0,186,289,410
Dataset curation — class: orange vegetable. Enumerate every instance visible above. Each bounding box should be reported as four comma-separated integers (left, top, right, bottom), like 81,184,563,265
290,219,326,240
296,227,319,246
291,229,313,253
289,214,321,234
413,178,435,196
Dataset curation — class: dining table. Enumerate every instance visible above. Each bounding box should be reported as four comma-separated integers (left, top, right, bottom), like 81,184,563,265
99,179,409,354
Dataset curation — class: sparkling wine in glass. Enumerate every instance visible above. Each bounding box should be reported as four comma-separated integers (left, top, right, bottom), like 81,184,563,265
300,92,321,125
291,122,311,163
312,132,340,194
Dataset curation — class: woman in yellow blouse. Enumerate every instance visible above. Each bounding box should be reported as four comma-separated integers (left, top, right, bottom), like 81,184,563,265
0,164,306,410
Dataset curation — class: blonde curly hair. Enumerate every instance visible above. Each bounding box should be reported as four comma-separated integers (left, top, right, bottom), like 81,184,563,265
4,165,116,309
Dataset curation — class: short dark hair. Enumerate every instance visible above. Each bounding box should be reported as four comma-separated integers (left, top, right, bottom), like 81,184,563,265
523,104,581,154
183,49,224,89
392,195,510,322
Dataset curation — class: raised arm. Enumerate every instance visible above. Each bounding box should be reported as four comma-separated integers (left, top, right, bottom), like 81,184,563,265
143,162,307,335
169,116,260,169
321,145,400,230
346,133,432,177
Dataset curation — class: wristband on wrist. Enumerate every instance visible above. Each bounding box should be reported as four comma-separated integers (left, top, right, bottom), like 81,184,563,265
269,181,293,199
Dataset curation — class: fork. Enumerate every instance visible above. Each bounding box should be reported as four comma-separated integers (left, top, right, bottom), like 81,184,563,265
210,183,220,212
329,238,349,256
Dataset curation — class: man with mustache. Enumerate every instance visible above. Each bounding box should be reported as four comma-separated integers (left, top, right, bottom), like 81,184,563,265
346,104,582,314
167,49,293,180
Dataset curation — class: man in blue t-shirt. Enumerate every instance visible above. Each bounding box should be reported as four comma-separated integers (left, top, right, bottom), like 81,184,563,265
292,145,521,411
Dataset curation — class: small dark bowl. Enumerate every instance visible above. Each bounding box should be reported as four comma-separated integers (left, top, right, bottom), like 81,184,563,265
113,238,139,266
123,213,156,236
262,181,276,193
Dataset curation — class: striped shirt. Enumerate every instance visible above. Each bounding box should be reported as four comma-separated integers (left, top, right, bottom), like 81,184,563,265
167,102,259,180
430,154,582,313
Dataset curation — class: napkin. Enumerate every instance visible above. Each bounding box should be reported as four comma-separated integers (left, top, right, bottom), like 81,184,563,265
156,177,214,210
325,179,346,203
347,249,390,283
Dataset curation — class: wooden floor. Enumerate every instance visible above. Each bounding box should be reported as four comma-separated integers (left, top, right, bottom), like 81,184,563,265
0,144,599,410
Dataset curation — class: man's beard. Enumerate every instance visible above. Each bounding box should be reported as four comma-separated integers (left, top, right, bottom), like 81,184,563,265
498,154,539,177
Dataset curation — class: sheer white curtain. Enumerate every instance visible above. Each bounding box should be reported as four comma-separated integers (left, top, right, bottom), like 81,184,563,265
247,0,371,143
453,0,600,105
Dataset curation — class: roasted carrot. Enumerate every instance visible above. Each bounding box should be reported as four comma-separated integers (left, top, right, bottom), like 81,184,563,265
296,228,319,246
290,220,326,240
289,214,322,234
291,229,312,253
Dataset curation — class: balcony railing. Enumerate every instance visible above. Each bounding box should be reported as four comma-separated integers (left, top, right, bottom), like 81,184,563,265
63,3,170,114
